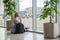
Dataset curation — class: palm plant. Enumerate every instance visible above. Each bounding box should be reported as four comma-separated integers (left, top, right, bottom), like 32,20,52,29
40,0,60,38
40,0,58,23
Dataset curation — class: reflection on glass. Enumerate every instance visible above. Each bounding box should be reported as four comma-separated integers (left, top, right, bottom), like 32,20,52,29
19,0,32,30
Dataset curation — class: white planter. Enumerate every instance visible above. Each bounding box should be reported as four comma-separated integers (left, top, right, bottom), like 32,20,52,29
44,23,58,38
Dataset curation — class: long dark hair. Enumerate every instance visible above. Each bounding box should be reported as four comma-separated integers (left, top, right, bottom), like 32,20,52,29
14,12,19,18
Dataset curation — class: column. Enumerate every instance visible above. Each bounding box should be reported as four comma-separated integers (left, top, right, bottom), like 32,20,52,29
57,2,60,36
32,0,37,31
14,0,19,12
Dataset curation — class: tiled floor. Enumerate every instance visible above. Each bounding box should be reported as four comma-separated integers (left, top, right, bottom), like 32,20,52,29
0,28,6,40
0,28,60,40
7,32,60,40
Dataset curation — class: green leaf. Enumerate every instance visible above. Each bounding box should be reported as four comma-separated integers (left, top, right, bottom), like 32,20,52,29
3,0,16,16
40,0,58,22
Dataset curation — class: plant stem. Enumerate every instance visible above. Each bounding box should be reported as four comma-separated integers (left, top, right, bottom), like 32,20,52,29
55,0,57,23
50,0,52,23
50,16,52,23
11,14,14,27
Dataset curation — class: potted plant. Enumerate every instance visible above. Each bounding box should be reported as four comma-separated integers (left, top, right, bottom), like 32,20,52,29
3,0,16,30
40,0,58,38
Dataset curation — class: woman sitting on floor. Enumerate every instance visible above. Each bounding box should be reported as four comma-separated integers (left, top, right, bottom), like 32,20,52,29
14,12,25,33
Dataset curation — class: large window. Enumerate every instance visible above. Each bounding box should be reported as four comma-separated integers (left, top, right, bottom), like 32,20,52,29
19,0,49,32
19,0,32,30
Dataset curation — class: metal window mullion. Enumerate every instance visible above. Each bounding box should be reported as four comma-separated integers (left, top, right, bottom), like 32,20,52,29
32,0,37,31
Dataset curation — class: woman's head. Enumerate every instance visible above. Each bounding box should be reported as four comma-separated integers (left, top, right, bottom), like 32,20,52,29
14,12,19,18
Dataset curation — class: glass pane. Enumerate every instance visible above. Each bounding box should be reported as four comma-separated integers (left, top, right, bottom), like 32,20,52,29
37,0,49,32
19,0,32,30
0,0,4,27
0,0,6,40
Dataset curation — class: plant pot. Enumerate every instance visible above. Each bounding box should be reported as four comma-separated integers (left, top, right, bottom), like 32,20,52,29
44,23,58,38
7,20,11,31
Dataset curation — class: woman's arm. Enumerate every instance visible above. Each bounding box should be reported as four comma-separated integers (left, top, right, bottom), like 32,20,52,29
20,17,22,23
